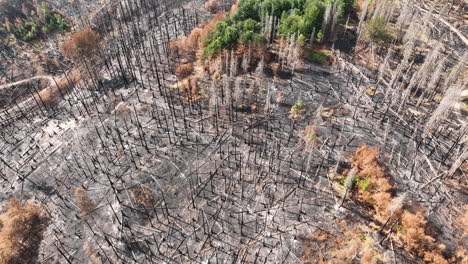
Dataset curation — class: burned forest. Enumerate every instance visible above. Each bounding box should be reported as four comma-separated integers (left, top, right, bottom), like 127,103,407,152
0,0,467,263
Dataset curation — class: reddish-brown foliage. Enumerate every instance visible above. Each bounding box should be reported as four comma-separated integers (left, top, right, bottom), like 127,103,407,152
200,12,225,42
169,41,178,53
0,198,49,264
326,145,455,263
61,28,99,61
175,63,194,78
349,145,393,219
170,12,225,60
450,248,467,264
398,210,448,263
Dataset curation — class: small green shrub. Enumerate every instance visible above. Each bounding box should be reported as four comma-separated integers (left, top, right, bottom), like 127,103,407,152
315,30,323,43
292,100,305,111
364,16,393,45
337,174,369,192
308,51,329,63
297,34,306,46
4,1,69,42
42,13,69,33
356,176,370,192
290,100,306,119
338,177,346,186
278,14,304,36
12,21,39,41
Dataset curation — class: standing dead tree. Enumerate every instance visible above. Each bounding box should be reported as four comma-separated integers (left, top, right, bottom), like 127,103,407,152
422,82,466,138
321,2,340,42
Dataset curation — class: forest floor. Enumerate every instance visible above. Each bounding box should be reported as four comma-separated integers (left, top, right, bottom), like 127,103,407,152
0,0,466,263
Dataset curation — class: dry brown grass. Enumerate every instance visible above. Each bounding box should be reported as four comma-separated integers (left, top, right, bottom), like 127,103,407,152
175,63,194,79
0,198,49,264
301,225,385,264
74,188,96,217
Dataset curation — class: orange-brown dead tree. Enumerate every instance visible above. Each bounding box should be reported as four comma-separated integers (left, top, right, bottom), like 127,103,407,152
61,28,99,62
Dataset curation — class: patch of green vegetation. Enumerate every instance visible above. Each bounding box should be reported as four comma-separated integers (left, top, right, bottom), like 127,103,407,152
279,14,305,37
292,100,305,112
203,16,266,57
11,21,39,42
363,16,393,46
2,1,69,42
395,224,405,233
337,177,346,186
356,176,370,192
315,30,323,43
337,174,369,192
203,0,354,57
308,51,329,63
297,33,306,46
290,100,306,119
42,12,69,33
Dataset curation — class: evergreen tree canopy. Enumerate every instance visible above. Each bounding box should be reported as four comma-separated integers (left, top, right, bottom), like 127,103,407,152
203,0,354,57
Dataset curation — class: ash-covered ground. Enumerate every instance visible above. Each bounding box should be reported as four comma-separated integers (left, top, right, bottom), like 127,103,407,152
0,0,466,263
